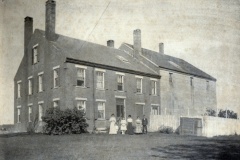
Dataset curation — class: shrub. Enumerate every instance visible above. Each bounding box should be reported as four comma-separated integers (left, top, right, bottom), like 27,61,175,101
159,125,174,134
27,113,39,134
218,109,238,119
42,107,89,135
204,108,216,116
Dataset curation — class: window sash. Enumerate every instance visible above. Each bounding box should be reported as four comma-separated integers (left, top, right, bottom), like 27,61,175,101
38,75,43,92
17,108,21,123
17,83,21,98
53,101,59,108
39,104,43,121
151,106,159,115
96,72,104,89
77,100,86,112
151,81,157,95
33,47,38,64
136,78,142,93
28,106,32,122
77,68,85,87
28,79,33,95
53,69,59,88
97,102,105,119
117,75,123,91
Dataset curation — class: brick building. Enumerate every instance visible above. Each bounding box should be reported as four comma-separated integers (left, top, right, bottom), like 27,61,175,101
14,0,216,132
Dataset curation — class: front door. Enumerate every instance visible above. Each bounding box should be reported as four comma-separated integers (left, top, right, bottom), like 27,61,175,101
116,98,125,119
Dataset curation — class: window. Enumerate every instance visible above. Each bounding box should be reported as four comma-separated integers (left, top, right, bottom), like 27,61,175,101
97,102,105,119
136,78,142,93
117,75,124,91
96,71,104,89
77,68,85,87
38,73,43,92
17,108,21,123
151,80,157,95
53,100,59,108
190,77,193,86
169,73,173,83
206,81,209,91
28,106,32,122
53,66,60,88
76,100,86,113
151,105,160,115
38,103,43,121
17,81,21,98
28,77,33,95
32,44,38,64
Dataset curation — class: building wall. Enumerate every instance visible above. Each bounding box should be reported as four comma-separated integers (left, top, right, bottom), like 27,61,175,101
64,63,161,131
14,31,66,131
160,69,216,117
14,34,161,132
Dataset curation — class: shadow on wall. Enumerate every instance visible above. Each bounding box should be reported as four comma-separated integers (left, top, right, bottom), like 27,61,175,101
151,137,240,159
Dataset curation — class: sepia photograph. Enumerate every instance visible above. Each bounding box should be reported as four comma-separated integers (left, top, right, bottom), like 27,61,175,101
0,0,240,159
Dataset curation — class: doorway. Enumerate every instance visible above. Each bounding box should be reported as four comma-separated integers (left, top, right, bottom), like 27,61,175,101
116,98,125,119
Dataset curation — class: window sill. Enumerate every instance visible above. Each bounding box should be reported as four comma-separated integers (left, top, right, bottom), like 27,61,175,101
17,122,21,124
117,90,124,92
53,86,59,89
136,93,143,95
96,88,105,91
97,119,106,121
76,86,87,89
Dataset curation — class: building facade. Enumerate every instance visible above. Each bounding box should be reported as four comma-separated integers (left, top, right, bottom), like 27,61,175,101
14,0,216,132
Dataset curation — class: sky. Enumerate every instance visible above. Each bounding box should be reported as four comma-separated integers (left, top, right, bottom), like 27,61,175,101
0,0,240,124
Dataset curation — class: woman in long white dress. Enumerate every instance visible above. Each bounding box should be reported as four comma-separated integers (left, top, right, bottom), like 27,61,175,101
135,116,142,134
109,114,117,134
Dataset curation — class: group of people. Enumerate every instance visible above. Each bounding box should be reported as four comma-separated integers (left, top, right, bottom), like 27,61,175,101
109,114,148,135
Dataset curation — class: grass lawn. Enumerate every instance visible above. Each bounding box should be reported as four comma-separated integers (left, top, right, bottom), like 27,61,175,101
0,133,240,160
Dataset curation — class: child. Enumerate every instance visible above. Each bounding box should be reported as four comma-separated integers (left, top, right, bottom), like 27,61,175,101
120,117,127,134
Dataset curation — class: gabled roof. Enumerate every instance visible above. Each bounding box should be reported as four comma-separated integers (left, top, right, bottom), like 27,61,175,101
120,43,216,81
35,29,160,79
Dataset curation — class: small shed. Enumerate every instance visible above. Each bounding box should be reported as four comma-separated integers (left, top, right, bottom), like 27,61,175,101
180,117,202,136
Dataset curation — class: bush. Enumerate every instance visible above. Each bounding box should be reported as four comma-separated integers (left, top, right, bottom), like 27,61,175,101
159,125,174,134
204,108,216,116
218,109,238,119
42,107,89,135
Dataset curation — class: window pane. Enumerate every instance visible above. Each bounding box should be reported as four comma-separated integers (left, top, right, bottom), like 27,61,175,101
96,72,104,89
136,78,142,93
97,102,105,119
17,83,21,98
39,75,43,92
28,79,32,95
54,69,59,87
39,104,43,121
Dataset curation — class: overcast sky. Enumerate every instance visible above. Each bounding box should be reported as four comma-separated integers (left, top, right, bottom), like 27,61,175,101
0,0,240,124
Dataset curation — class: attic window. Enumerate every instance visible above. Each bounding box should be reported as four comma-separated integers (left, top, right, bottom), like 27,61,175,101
168,61,183,70
117,56,129,63
32,44,39,64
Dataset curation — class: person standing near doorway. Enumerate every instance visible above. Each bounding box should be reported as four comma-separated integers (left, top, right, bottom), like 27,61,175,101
109,114,117,134
142,115,148,134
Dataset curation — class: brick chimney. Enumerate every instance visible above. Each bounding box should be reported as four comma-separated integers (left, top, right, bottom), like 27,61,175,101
159,43,164,54
45,0,56,41
107,40,114,48
24,17,33,54
133,29,141,55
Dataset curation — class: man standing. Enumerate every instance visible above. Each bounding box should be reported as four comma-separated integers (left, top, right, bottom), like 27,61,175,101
142,115,148,134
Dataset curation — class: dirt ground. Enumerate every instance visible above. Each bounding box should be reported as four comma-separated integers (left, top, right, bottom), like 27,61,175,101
0,133,240,160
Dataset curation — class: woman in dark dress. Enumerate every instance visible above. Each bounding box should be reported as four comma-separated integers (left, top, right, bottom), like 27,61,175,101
127,115,134,135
